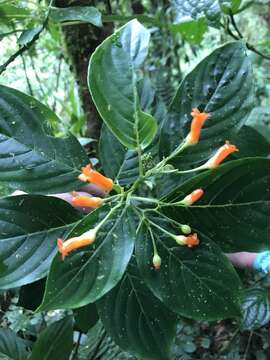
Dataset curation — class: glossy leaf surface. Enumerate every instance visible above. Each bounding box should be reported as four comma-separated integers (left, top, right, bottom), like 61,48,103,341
89,20,157,149
0,195,80,289
160,42,253,169
0,85,89,193
0,329,28,360
38,205,136,311
136,219,241,320
29,317,73,360
98,259,176,360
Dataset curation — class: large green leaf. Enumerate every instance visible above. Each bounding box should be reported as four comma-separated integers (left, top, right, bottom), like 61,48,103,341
29,317,73,360
0,195,80,289
50,6,102,27
38,205,136,311
0,85,89,194
163,158,270,252
98,259,176,360
0,329,28,360
241,287,270,330
89,20,157,149
99,125,139,185
160,42,253,169
74,303,99,333
136,219,241,320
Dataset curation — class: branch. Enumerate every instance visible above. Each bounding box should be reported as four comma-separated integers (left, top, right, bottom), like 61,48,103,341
0,0,54,75
226,14,270,61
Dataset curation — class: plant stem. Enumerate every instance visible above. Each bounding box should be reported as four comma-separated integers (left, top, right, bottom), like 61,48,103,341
0,0,54,75
71,331,82,360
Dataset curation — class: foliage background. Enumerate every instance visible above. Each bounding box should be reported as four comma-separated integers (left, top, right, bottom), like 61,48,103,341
1,0,270,359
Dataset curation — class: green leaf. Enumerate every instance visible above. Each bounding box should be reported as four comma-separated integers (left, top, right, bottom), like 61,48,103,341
88,20,157,149
219,0,242,14
0,4,30,20
38,205,136,311
97,259,176,360
0,195,80,289
17,278,46,311
0,85,89,194
231,125,270,158
17,26,42,46
163,158,270,252
99,125,139,185
29,317,73,360
160,42,253,170
136,220,241,320
170,18,208,44
74,303,99,333
99,78,157,185
50,6,102,27
0,328,28,360
241,287,270,330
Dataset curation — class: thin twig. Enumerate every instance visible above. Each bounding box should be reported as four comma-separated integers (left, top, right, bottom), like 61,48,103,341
20,53,34,96
29,54,47,100
227,14,270,61
243,331,253,360
0,0,54,75
52,56,62,112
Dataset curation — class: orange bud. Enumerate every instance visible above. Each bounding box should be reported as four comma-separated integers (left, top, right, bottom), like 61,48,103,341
203,141,238,169
71,194,103,209
57,229,97,260
152,253,161,270
181,188,204,206
78,164,113,192
186,108,210,145
175,233,200,248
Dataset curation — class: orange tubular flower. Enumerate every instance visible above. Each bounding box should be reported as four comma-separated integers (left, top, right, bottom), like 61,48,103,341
78,164,113,192
186,108,210,145
203,141,238,169
71,193,103,209
181,188,204,206
57,229,97,260
175,233,200,248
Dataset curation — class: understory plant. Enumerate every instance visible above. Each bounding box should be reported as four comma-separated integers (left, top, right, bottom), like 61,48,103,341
0,19,269,360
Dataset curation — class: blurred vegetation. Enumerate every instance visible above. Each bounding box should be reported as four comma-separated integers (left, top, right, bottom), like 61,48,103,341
1,0,270,359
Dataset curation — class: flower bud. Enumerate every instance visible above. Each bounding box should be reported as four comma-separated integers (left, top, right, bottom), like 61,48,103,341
181,189,204,206
152,253,162,270
180,224,192,234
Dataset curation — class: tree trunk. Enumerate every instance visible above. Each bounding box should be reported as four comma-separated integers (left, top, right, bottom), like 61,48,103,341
55,0,113,139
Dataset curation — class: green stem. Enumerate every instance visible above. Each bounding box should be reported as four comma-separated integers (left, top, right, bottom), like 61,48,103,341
0,0,54,75
95,197,124,232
